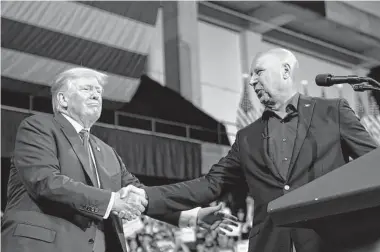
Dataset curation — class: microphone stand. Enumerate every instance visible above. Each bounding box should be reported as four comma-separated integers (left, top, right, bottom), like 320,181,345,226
351,77,380,92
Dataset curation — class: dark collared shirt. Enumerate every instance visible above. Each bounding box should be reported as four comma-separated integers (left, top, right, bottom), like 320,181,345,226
262,93,300,180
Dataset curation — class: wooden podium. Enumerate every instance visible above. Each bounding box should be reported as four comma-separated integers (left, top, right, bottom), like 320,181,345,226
268,148,380,252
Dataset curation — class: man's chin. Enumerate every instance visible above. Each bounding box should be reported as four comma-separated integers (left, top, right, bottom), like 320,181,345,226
259,96,269,104
86,112,101,122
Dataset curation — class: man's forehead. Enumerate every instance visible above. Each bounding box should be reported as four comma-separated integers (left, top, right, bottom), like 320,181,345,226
251,53,279,70
250,55,266,72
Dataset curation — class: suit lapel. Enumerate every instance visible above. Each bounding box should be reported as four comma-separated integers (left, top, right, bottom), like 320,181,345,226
54,114,98,186
288,95,316,178
89,137,112,190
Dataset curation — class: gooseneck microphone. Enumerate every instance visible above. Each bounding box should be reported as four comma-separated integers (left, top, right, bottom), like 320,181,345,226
315,74,365,87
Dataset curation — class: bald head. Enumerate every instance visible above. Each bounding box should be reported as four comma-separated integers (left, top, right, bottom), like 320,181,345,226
249,48,299,110
253,48,299,78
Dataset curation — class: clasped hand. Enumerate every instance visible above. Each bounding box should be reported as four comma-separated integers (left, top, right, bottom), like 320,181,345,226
197,203,239,235
112,185,147,221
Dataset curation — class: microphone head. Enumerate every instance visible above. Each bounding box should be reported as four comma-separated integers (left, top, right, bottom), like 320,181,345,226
315,74,332,87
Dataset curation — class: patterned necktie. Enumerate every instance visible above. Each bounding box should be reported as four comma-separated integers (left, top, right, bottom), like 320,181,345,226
79,129,99,187
80,129,90,152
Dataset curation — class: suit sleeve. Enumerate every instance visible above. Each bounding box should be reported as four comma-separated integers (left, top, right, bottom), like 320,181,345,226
144,133,243,216
339,99,379,158
13,116,112,221
113,151,181,226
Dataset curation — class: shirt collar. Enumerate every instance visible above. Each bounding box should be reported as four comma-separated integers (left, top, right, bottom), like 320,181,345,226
61,113,90,133
286,92,300,112
262,92,300,120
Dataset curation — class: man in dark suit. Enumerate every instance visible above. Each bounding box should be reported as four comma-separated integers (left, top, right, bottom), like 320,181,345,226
141,48,379,252
1,68,236,252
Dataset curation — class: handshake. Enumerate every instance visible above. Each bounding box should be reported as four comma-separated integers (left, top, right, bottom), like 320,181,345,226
111,185,147,221
111,185,239,235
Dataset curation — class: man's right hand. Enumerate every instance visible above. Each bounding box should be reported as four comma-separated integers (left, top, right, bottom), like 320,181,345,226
111,185,148,221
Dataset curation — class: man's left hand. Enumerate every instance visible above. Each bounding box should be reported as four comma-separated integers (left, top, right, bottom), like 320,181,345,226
197,203,238,235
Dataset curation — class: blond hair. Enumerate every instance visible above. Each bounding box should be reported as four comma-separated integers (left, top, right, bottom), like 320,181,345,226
51,67,107,114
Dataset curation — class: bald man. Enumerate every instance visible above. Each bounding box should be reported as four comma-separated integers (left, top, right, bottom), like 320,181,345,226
140,48,378,252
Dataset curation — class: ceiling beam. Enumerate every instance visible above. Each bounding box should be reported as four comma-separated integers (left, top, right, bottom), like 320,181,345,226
198,1,380,67
250,14,297,33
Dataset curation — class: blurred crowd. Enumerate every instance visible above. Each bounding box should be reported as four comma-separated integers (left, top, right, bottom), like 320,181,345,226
124,197,254,252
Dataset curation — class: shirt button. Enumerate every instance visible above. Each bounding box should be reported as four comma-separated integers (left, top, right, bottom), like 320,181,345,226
284,185,290,190
282,138,286,142
284,157,288,161
88,238,94,244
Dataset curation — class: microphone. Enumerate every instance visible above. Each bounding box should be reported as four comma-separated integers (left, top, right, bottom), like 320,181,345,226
315,74,365,87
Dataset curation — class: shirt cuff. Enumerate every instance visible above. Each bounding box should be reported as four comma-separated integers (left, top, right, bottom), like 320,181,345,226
103,192,116,219
178,207,201,228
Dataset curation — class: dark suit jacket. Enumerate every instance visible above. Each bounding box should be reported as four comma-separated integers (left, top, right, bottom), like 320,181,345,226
1,113,179,252
145,95,378,252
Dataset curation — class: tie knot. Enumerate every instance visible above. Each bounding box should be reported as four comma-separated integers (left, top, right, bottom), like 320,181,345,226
79,129,90,141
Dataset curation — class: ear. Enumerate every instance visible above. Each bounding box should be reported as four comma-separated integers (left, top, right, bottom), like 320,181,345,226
282,63,291,80
57,92,68,109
